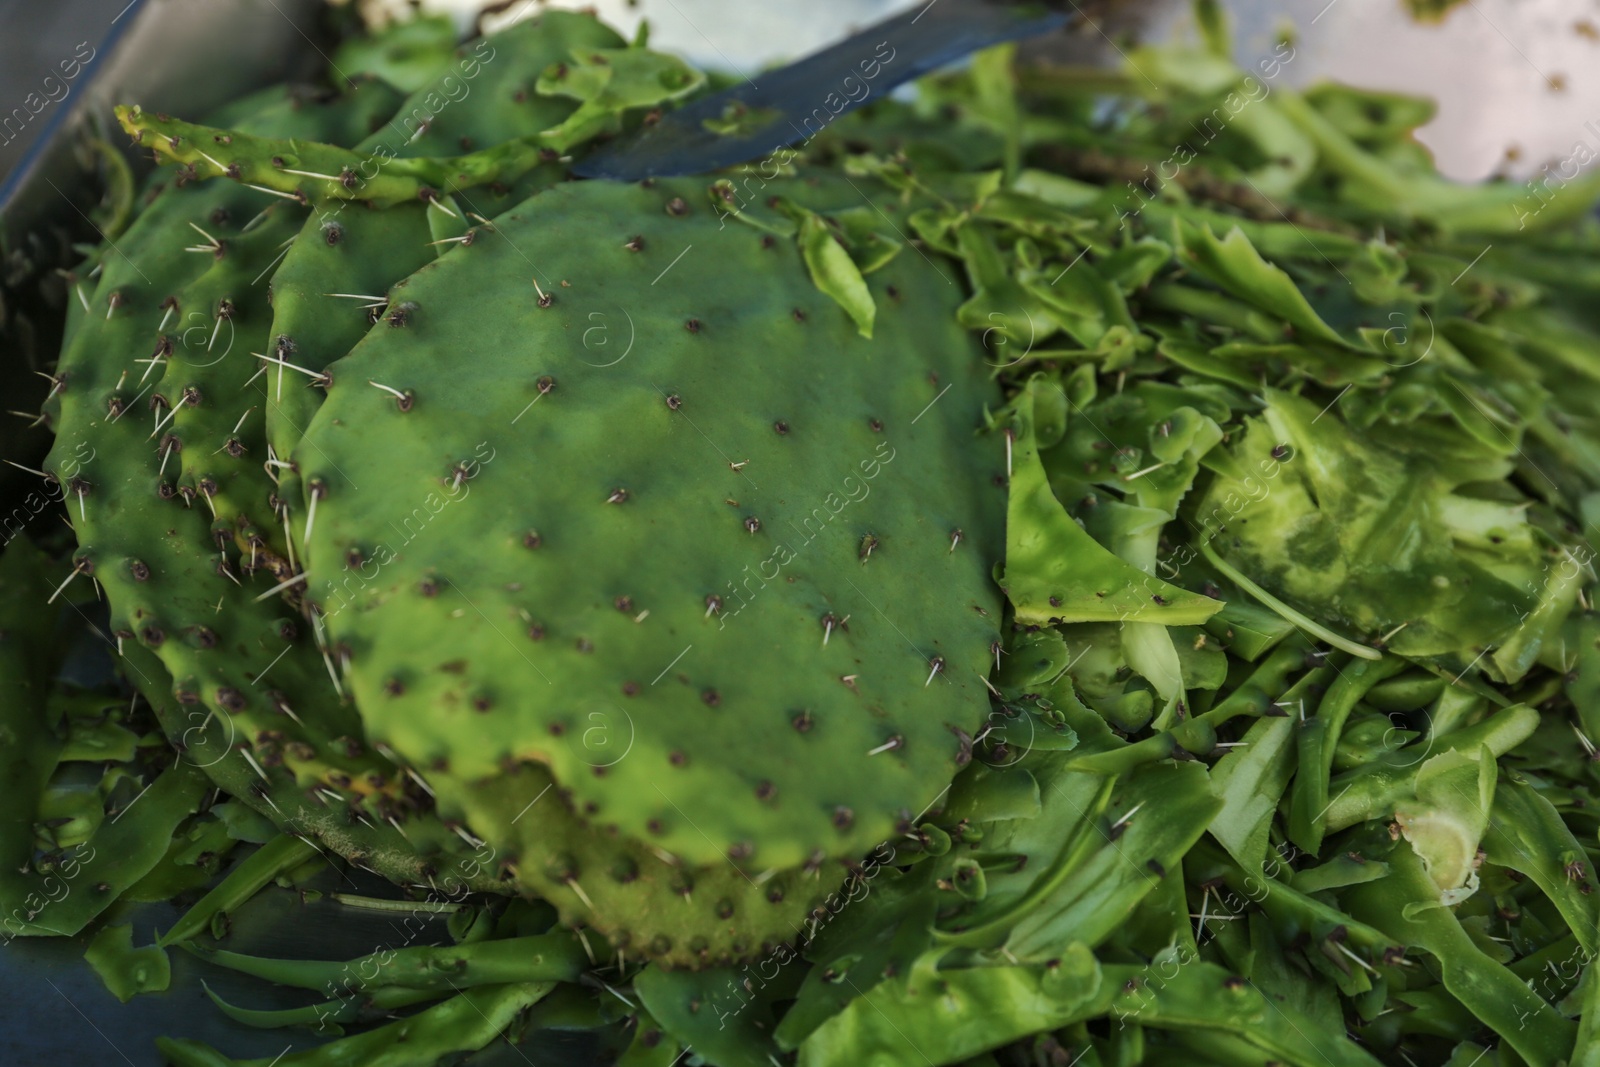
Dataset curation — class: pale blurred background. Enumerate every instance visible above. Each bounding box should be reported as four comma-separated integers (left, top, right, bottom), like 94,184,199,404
3,0,1598,184
351,0,1600,183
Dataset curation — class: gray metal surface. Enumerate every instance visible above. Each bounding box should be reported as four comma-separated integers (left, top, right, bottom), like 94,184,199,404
0,0,329,516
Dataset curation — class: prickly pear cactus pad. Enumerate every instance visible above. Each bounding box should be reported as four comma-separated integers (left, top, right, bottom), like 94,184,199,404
39,75,502,893
294,173,1004,872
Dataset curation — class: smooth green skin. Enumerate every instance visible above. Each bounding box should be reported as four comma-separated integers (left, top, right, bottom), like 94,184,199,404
156,981,555,1066
85,923,171,1002
159,834,318,946
184,929,588,992
1344,842,1576,1067
1198,838,1397,946
1575,962,1600,1066
796,949,1384,1067
353,13,622,161
533,44,705,152
949,759,1220,962
773,866,941,1050
199,79,409,145
1200,598,1296,661
1268,83,1600,235
799,211,877,338
1481,780,1600,958
1203,662,1331,870
296,174,1005,872
1002,387,1221,627
1322,702,1538,831
56,694,142,762
615,1008,685,1067
1174,220,1352,348
124,814,240,902
1225,910,1345,1043
0,546,212,940
1574,613,1600,753
635,960,805,1067
1190,641,1307,726
1286,654,1408,854
2,759,208,939
202,980,441,1030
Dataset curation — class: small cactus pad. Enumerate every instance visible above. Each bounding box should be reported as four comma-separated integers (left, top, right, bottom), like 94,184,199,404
293,174,1005,872
41,84,495,892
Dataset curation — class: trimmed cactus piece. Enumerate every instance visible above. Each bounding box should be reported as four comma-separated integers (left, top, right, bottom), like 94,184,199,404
122,812,240,903
0,540,218,942
1344,838,1577,1065
293,173,1004,872
1197,386,1565,672
2,757,210,939
533,43,705,151
85,923,172,1002
799,212,875,338
114,104,556,209
159,833,320,946
356,12,625,161
182,928,588,992
635,961,803,1067
200,980,441,1031
1001,385,1222,626
616,1008,684,1066
156,981,557,1067
794,947,1385,1067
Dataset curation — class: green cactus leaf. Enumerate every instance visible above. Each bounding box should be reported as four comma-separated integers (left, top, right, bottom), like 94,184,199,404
1001,385,1222,626
800,212,876,338
85,923,171,1002
534,45,706,152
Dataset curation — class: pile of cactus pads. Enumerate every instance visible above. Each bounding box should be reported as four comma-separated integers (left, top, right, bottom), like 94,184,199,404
6,2,1600,1064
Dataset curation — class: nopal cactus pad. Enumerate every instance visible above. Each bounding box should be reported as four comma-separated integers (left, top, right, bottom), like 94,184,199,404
291,174,1005,874
41,86,497,892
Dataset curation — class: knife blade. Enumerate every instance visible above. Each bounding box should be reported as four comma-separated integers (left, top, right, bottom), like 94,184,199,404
571,1,1070,181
